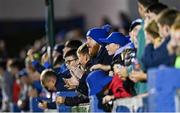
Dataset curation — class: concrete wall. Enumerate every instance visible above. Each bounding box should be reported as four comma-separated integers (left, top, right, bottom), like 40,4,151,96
0,0,129,28
0,0,72,19
128,0,180,20
0,0,179,28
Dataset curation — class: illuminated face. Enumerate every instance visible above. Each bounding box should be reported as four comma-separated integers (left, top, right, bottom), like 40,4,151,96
20,76,29,85
144,31,155,44
145,12,156,24
44,77,56,91
171,29,180,43
65,56,78,69
78,53,89,66
138,3,145,18
105,43,120,55
86,37,100,57
130,25,142,48
157,23,169,38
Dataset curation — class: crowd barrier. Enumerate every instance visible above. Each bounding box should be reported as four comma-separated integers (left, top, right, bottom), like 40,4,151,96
21,67,180,112
111,67,180,112
112,94,148,112
148,67,180,112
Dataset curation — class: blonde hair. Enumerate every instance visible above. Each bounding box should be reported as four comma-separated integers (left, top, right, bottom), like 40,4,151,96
145,20,160,38
76,43,89,56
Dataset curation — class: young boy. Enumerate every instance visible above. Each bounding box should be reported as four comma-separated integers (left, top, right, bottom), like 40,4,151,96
141,9,179,70
168,15,180,68
38,68,76,111
145,2,168,22
129,19,142,48
102,64,135,104
136,0,158,64
38,49,80,110
77,43,93,73
130,10,180,87
55,46,91,106
145,20,161,49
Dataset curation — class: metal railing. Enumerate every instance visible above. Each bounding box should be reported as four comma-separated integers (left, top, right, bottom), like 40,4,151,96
112,94,148,112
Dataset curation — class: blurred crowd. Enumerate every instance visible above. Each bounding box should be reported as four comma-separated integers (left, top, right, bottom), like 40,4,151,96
0,0,180,112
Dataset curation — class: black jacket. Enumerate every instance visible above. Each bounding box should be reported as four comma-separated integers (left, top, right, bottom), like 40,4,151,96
63,61,93,106
64,74,89,106
90,46,113,66
142,36,176,71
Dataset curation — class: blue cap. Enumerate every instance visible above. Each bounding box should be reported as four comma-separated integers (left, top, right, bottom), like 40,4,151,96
86,24,111,44
19,69,28,78
99,32,131,46
129,18,142,32
86,70,112,96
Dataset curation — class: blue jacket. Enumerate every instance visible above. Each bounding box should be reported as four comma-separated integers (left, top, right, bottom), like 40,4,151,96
142,36,176,71
31,61,72,91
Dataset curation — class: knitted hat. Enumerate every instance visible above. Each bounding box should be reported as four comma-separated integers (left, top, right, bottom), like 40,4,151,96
86,24,112,44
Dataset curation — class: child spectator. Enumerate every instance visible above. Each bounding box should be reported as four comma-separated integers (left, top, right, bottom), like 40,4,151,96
17,69,30,111
86,70,112,112
55,44,91,106
136,0,159,67
142,9,179,70
102,64,135,104
168,15,180,68
77,43,92,71
145,2,168,22
145,20,161,49
0,59,13,111
129,19,143,48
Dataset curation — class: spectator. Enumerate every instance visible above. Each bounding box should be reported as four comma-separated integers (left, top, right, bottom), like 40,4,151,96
145,2,168,23
168,15,180,68
129,19,143,48
142,9,179,70
17,69,30,111
8,59,23,112
63,40,82,57
90,32,131,71
86,24,113,66
136,0,159,68
145,20,161,49
0,59,13,111
86,70,112,112
55,44,91,106
76,43,92,72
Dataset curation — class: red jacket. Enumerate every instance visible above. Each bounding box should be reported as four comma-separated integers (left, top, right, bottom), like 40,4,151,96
108,74,132,98
12,80,21,103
